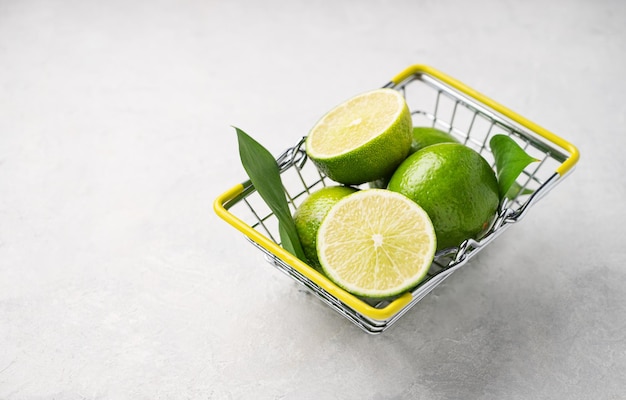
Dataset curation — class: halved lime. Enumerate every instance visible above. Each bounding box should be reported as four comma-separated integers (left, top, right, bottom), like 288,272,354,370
305,89,412,185
316,189,436,298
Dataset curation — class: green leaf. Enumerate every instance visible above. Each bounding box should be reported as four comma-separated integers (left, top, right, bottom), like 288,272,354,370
490,134,539,200
505,181,534,200
235,127,306,261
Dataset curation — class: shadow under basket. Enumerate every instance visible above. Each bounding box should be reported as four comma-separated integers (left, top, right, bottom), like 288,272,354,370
214,64,580,334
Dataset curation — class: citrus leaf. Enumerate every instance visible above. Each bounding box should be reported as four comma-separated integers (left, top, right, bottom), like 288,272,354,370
505,181,534,200
235,127,306,261
490,134,539,200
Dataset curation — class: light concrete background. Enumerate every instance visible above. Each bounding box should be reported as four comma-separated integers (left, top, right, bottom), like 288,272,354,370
1,0,625,399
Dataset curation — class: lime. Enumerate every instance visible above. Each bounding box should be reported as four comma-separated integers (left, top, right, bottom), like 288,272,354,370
369,126,459,189
317,189,436,298
294,185,358,269
410,127,459,153
306,88,413,185
387,143,499,251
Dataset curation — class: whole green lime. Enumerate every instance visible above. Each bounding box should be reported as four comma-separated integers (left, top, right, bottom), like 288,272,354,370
294,185,358,269
369,127,459,189
387,143,499,251
410,127,459,153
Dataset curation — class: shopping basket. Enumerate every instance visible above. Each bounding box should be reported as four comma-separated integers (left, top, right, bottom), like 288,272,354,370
213,64,579,334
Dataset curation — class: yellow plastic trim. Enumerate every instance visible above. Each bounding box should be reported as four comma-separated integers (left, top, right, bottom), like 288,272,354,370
391,65,580,176
213,183,414,321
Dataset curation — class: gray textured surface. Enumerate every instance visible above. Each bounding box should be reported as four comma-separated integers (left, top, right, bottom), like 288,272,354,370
1,0,625,399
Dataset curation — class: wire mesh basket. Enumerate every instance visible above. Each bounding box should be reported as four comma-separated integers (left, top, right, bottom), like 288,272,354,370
214,65,579,334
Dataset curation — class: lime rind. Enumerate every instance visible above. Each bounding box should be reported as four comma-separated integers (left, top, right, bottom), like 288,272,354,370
293,186,358,269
